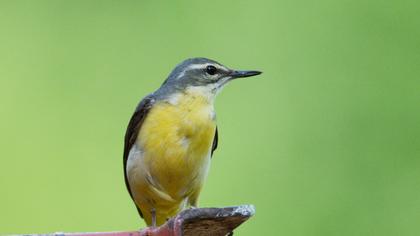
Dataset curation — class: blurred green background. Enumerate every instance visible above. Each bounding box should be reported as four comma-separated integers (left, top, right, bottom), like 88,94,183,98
0,0,419,235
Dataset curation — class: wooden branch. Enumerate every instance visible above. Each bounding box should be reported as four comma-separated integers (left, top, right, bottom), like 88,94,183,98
32,205,255,236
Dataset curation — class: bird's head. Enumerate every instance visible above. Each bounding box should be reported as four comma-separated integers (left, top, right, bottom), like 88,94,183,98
158,58,262,101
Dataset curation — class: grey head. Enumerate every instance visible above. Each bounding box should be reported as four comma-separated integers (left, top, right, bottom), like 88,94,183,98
154,58,261,99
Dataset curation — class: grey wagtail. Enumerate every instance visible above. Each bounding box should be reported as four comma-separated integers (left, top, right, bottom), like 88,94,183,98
123,58,262,227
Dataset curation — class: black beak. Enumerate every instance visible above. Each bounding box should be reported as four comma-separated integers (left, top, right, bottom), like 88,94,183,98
230,70,262,78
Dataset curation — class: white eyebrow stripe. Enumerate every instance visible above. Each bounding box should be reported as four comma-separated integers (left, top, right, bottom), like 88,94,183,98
175,64,204,80
175,63,228,80
185,63,226,72
184,63,207,71
174,64,201,80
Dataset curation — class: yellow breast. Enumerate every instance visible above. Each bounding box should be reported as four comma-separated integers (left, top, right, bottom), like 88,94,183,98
137,91,216,199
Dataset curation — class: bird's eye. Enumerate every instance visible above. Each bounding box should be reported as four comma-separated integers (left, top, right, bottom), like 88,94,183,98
206,65,217,75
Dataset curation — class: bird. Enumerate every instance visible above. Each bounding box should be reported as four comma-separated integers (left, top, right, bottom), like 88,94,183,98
123,57,262,227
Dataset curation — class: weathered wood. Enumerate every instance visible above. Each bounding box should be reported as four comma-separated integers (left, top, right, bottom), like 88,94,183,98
26,205,255,236
140,205,255,236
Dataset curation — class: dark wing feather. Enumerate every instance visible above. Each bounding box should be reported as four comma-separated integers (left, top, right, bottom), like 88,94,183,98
211,126,218,157
123,95,155,218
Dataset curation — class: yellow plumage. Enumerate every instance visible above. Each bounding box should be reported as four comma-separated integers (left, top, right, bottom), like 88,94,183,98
127,90,216,226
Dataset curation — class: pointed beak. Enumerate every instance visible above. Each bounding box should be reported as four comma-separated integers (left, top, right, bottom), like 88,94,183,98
230,70,262,79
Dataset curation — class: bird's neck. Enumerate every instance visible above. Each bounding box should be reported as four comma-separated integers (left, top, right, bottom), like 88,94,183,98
164,86,216,121
166,85,217,106
186,85,218,103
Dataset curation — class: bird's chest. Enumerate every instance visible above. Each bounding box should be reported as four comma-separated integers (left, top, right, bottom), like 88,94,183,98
139,94,216,150
136,93,216,194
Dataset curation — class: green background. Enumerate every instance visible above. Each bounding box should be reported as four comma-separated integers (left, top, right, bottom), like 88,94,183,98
0,0,419,235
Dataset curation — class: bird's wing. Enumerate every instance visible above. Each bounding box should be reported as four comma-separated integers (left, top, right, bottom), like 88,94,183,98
123,94,155,218
211,126,218,157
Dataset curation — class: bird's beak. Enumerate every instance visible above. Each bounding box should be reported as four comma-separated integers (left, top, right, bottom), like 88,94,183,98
230,70,262,79
217,69,262,88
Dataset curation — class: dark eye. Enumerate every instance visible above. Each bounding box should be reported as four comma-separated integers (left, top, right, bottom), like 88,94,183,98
206,65,217,75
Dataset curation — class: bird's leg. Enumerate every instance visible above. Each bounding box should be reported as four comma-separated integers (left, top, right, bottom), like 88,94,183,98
151,208,157,227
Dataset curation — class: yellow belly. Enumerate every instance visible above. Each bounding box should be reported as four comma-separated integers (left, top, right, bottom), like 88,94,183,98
130,93,216,226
